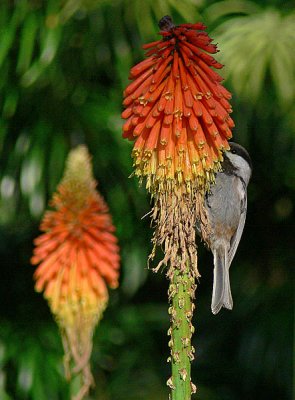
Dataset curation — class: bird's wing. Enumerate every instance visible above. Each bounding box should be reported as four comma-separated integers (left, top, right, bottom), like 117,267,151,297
228,193,247,268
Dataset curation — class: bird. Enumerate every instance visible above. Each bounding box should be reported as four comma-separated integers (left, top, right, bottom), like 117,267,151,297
200,142,252,314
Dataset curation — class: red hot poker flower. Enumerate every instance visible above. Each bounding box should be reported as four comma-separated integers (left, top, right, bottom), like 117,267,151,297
31,145,120,398
122,16,233,194
122,18,235,397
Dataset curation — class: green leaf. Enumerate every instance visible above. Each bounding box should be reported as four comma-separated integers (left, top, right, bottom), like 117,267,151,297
213,9,295,107
2,89,18,119
16,351,35,395
167,0,200,23
0,1,27,67
17,12,39,73
134,0,156,40
21,23,62,87
204,0,260,23
0,18,18,68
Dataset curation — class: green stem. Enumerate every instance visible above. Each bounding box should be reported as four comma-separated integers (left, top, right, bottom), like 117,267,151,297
62,328,93,400
167,263,196,400
69,362,91,400
70,370,84,400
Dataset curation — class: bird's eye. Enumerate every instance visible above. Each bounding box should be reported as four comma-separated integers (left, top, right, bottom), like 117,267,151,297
231,149,236,154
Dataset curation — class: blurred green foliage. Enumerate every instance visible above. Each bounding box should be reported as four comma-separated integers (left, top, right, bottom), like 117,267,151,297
0,0,293,399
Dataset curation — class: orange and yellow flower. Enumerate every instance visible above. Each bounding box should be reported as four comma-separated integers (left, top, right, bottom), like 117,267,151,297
31,145,120,396
122,16,233,193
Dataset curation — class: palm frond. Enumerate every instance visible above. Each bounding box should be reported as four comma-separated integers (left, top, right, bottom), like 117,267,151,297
204,0,261,24
212,9,295,107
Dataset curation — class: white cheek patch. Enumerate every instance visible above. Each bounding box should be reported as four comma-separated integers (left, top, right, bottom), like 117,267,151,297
226,153,251,185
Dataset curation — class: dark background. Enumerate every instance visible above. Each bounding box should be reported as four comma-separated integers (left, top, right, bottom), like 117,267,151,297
0,1,293,399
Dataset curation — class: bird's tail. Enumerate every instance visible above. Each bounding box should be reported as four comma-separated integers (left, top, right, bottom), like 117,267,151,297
211,247,233,315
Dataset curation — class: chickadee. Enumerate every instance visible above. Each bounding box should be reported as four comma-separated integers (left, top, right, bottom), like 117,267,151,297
201,142,252,314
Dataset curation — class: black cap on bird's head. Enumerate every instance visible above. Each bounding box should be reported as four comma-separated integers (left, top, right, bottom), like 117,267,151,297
228,142,252,170
221,142,252,177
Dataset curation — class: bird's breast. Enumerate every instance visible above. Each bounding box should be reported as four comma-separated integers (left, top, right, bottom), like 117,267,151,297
206,174,244,245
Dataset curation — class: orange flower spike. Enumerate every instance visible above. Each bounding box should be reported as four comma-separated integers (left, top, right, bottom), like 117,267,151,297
122,24,235,397
31,145,120,399
122,16,233,194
